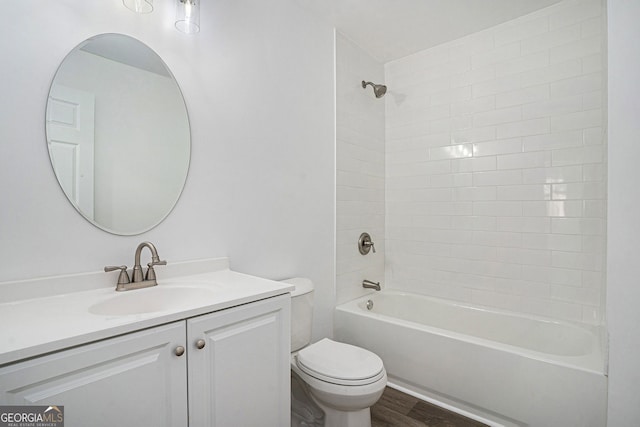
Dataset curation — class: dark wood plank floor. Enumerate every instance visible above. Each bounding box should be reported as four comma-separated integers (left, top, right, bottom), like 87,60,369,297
371,387,488,427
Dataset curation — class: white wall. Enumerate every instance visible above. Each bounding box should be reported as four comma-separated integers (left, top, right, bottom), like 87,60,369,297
335,34,385,304
384,0,606,325
0,0,336,339
606,0,640,423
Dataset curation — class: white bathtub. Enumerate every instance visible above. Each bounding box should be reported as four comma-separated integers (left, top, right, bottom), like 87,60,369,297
334,291,607,427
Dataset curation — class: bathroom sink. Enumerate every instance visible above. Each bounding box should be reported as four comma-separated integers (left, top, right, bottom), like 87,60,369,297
89,286,217,316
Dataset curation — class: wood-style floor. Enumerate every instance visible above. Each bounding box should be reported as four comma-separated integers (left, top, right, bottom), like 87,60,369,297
371,387,488,427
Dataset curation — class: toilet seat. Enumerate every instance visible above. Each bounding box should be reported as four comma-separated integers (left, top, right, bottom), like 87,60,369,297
296,338,385,386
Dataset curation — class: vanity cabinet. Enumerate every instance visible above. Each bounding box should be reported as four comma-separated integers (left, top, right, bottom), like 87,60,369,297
0,294,290,427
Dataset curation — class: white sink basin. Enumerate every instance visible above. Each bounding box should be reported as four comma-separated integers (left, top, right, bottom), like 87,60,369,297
89,286,217,316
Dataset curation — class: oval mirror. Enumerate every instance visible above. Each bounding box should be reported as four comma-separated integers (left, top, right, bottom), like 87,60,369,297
46,33,190,235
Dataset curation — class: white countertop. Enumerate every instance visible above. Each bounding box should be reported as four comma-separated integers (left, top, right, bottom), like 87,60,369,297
0,258,293,366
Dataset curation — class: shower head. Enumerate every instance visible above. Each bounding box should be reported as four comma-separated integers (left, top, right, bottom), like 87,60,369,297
362,80,387,98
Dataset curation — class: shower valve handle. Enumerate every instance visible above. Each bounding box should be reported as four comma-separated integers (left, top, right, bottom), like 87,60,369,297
358,232,376,255
364,240,376,253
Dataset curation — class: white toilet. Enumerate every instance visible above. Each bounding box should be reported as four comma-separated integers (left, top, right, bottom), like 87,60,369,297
284,278,387,427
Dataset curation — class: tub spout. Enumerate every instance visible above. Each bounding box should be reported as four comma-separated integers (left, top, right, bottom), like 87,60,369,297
363,279,381,291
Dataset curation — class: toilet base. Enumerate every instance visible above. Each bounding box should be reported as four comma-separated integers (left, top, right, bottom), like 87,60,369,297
310,397,372,427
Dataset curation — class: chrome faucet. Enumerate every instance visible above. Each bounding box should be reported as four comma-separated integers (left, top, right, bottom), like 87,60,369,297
104,241,166,291
362,279,381,291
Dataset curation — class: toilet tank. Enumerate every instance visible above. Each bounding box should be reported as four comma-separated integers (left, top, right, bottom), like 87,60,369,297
282,278,314,352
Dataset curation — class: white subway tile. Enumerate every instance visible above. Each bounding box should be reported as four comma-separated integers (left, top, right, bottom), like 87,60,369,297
522,130,582,152
387,159,452,177
473,138,523,157
429,173,474,188
387,148,429,164
473,201,523,217
387,175,429,190
549,0,602,30
497,217,551,233
452,156,497,172
552,251,603,271
521,24,580,55
516,248,553,266
583,91,603,111
521,166,583,184
496,85,550,109
494,15,549,46
551,218,604,235
582,53,603,73
473,74,521,98
451,96,496,116
551,145,603,166
581,16,603,38
473,231,522,248
522,95,583,120
376,1,605,326
497,184,551,200
411,187,454,201
451,126,497,144
470,260,522,279
583,270,604,288
522,233,582,252
551,182,605,200
511,279,551,297
451,244,498,261
451,66,496,88
520,201,583,217
582,126,604,145
550,72,602,97
582,306,600,324
473,170,523,186
431,86,473,106
430,201,474,216
551,285,600,305
412,215,453,229
454,186,497,201
496,51,550,78
522,265,582,286
520,59,582,88
583,200,605,218
497,118,550,139
497,151,552,170
550,109,602,132
429,144,473,160
451,216,497,231
474,106,522,127
472,42,521,69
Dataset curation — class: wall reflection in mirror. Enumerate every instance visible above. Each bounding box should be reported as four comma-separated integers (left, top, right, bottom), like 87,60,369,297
46,33,191,235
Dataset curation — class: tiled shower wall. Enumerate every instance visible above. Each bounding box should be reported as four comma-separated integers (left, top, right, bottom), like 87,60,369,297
384,0,606,324
336,34,385,304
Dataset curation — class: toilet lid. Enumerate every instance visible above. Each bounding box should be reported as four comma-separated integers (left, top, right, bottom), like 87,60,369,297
296,338,385,386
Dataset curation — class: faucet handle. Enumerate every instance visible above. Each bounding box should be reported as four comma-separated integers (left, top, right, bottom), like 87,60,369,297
104,265,130,285
145,260,166,281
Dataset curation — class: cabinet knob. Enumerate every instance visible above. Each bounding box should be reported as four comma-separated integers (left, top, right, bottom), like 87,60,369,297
195,339,206,349
175,346,185,357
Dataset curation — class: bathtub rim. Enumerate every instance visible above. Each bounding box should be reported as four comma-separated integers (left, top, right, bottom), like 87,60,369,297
335,289,605,375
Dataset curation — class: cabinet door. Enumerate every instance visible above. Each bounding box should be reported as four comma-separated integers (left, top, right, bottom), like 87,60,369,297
187,294,291,427
0,322,188,427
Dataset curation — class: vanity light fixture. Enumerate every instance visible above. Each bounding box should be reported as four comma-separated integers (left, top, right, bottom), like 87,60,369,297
122,0,153,14
175,0,200,34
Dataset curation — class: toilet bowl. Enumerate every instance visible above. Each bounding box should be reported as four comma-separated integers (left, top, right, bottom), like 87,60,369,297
283,278,387,427
291,338,387,426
